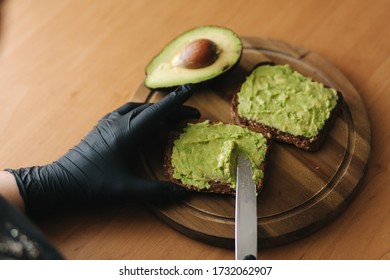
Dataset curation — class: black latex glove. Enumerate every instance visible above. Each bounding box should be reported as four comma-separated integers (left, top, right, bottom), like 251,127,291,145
6,85,200,216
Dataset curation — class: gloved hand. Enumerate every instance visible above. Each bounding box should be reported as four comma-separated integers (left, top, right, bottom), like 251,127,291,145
6,85,200,216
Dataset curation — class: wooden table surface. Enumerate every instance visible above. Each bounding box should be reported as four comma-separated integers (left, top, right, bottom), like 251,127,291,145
0,0,389,260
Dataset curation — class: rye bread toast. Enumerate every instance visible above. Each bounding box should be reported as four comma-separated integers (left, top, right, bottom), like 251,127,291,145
232,63,344,151
164,120,270,195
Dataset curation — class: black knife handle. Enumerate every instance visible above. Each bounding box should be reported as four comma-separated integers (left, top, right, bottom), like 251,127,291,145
243,254,256,260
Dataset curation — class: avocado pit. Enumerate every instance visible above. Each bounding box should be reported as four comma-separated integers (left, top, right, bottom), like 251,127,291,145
176,39,219,69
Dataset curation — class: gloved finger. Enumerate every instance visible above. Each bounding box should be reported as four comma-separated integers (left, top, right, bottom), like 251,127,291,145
164,105,201,123
102,103,152,125
115,102,149,115
124,103,153,121
114,176,187,202
156,84,196,107
100,102,147,120
129,84,196,133
114,83,194,117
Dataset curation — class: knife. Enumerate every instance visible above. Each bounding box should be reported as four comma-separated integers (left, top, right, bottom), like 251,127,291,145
235,153,257,260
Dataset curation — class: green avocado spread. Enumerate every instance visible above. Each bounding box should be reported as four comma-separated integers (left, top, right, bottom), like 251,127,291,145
237,64,339,138
171,121,267,190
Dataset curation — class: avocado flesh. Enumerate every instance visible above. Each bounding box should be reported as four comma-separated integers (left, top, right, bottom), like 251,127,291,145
171,121,267,190
237,64,339,138
145,26,242,89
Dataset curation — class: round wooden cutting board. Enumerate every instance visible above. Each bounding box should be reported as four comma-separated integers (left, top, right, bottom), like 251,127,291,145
133,37,371,248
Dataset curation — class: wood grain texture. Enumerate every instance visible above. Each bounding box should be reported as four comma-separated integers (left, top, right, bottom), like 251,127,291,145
0,0,389,259
135,37,370,248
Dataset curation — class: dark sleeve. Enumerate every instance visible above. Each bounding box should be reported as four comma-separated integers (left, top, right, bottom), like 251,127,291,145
0,195,63,260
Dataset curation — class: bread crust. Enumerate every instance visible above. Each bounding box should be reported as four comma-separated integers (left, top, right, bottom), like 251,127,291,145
231,66,344,152
164,120,270,195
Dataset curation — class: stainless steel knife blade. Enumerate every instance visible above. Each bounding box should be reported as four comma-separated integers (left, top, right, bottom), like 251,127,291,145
235,153,257,260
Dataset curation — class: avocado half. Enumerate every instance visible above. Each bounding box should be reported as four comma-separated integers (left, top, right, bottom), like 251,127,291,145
145,26,243,89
